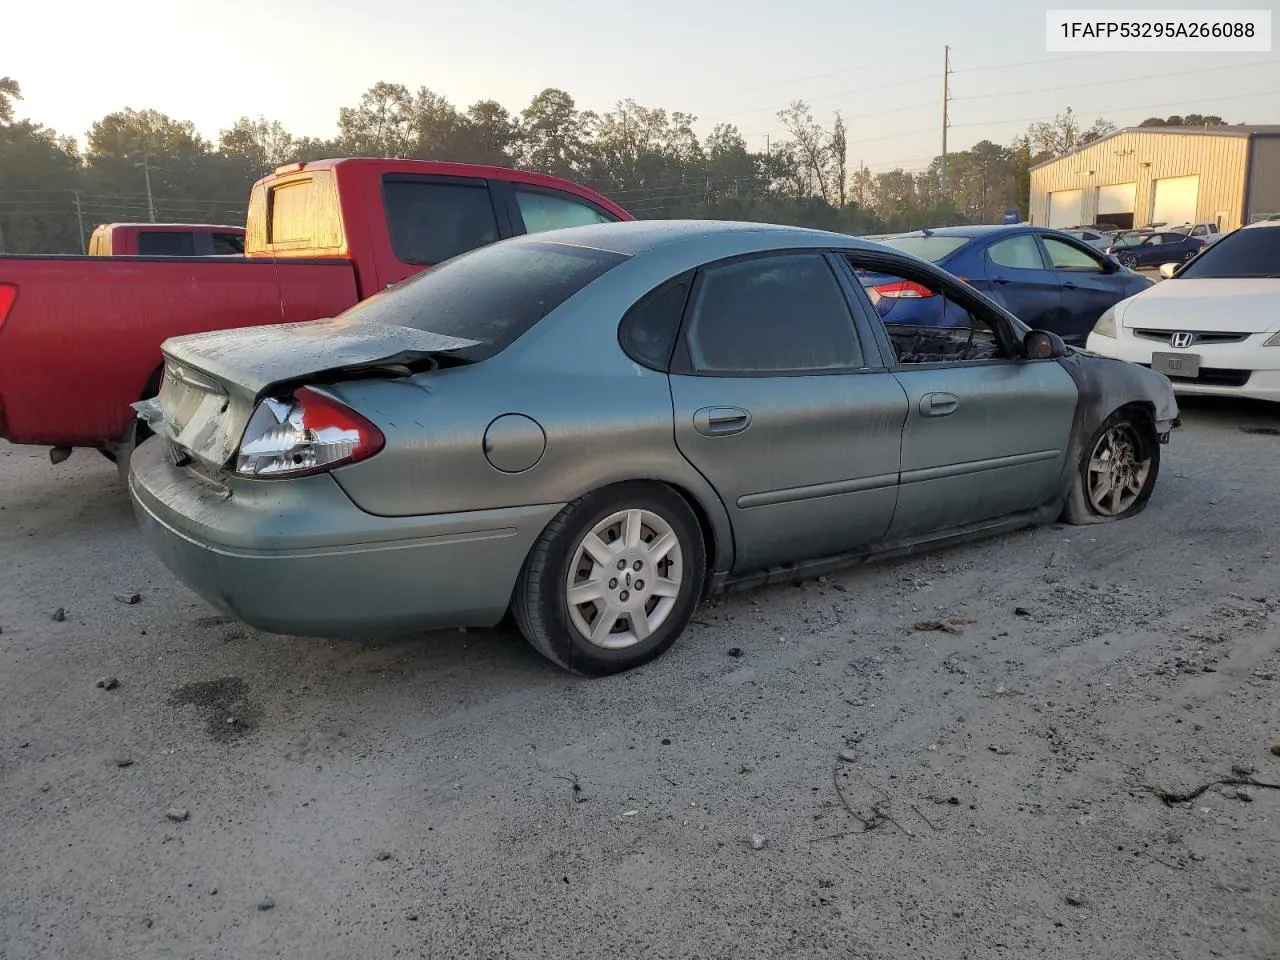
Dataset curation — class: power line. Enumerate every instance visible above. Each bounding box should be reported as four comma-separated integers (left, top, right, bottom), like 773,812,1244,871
952,58,1280,103
951,87,1279,130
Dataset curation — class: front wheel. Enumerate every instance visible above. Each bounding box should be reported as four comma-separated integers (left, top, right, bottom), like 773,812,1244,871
511,483,706,675
1118,253,1138,268
1062,409,1160,525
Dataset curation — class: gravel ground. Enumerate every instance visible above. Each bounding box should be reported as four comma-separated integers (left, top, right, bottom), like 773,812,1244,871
2,396,1279,960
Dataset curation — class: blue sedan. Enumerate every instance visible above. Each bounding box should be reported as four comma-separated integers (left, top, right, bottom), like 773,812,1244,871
862,225,1153,344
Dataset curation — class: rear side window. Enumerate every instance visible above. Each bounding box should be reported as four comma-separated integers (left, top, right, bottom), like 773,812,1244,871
383,177,501,265
516,188,615,234
341,239,627,362
1177,227,1280,279
138,232,196,257
618,276,692,371
680,253,863,374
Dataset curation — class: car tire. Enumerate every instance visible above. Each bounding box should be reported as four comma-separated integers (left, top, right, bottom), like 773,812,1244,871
1118,253,1137,268
511,482,706,675
1061,407,1160,525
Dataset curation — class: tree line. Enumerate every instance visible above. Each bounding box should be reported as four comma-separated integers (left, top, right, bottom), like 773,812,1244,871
0,76,1230,254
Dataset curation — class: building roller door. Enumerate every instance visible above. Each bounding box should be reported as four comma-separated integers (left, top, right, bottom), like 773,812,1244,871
1152,175,1199,227
1047,189,1082,228
1096,182,1136,229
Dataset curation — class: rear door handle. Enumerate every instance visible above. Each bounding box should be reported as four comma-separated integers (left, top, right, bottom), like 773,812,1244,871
920,392,959,417
993,277,1010,285
1062,281,1078,290
693,406,751,437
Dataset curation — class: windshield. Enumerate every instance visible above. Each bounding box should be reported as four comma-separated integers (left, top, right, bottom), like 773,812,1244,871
1174,227,1280,279
338,239,628,361
878,235,970,262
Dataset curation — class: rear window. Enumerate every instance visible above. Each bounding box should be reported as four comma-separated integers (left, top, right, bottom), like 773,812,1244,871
1176,227,1280,279
211,233,244,255
877,236,970,262
341,239,628,361
138,232,196,257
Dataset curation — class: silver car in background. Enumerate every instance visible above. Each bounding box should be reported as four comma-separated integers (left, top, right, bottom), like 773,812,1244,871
130,221,1179,675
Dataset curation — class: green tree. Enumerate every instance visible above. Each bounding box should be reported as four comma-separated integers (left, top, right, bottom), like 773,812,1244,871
1139,114,1227,128
516,88,587,178
337,82,413,156
218,116,296,173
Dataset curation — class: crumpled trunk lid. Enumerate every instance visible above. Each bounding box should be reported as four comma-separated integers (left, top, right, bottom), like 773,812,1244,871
135,318,477,471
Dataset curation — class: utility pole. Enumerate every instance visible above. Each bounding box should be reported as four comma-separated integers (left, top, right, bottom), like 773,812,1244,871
72,190,86,253
941,44,951,196
142,154,156,222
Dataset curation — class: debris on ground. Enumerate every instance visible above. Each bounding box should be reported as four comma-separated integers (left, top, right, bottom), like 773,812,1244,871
914,618,971,634
1014,607,1032,617
165,807,189,822
1145,775,1280,806
257,899,274,911
988,745,1013,756
1232,761,1257,777
1066,893,1086,907
838,749,858,763
1272,744,1280,758
96,677,119,690
51,608,66,622
115,758,134,768
727,647,744,658
113,592,141,605
750,834,766,850
375,851,393,861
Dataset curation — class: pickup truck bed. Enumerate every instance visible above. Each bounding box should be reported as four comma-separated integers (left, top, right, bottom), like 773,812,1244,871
0,256,359,447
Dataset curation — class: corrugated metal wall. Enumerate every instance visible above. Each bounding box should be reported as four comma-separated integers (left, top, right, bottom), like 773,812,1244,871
1029,131,1249,229
1247,136,1280,220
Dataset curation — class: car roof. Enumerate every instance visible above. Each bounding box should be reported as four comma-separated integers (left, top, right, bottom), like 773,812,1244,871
506,219,872,257
1244,218,1280,230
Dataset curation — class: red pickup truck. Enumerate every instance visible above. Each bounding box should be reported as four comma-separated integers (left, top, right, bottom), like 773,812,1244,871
88,223,247,257
0,158,631,464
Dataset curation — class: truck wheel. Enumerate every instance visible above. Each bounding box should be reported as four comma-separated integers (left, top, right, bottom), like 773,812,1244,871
1062,408,1160,525
511,483,706,676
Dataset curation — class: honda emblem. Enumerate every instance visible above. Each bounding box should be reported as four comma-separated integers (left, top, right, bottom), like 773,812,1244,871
1170,332,1194,349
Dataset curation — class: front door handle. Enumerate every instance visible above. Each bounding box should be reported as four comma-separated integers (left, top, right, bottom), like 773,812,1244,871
1062,281,1078,290
920,392,959,417
693,406,751,437
993,277,1010,285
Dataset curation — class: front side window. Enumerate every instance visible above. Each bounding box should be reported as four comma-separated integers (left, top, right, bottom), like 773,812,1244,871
681,254,863,374
516,188,615,234
383,177,501,265
1042,237,1103,271
340,239,627,362
988,235,1045,270
845,254,1015,366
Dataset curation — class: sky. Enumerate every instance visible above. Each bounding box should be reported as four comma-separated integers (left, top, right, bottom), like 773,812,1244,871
6,0,1279,173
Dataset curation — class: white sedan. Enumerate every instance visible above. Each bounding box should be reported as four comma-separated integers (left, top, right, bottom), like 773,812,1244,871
1085,220,1280,403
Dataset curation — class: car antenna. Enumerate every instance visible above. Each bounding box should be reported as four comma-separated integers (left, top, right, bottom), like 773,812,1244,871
921,226,933,236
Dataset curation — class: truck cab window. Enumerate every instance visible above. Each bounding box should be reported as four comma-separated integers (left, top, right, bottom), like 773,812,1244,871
382,178,501,266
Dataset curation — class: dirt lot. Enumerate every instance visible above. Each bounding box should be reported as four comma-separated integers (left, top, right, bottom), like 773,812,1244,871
2,397,1279,960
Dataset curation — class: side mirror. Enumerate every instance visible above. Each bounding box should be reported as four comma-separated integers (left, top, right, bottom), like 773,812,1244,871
1024,329,1068,360
1159,262,1178,279
1102,255,1121,272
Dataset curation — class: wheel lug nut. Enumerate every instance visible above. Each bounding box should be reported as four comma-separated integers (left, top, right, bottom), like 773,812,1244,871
620,590,630,602
635,579,645,590
633,561,642,571
609,578,618,589
617,560,626,570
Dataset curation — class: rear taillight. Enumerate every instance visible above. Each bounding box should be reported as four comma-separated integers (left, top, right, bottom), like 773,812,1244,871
0,284,17,330
871,280,935,299
235,387,384,478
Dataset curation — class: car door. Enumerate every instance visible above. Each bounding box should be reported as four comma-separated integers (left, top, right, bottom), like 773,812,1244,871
981,234,1064,331
1038,234,1126,344
1134,234,1168,266
667,251,909,574
838,251,1078,541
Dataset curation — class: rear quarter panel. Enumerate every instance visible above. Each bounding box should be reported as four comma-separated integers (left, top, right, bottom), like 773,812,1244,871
0,257,356,446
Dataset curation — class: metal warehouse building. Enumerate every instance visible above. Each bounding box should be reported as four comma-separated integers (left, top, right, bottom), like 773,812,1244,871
1029,125,1280,232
